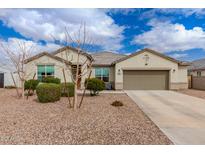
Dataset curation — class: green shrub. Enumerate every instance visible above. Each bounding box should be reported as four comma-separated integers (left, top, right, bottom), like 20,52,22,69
111,100,123,107
24,79,39,91
85,78,105,96
36,83,61,103
61,82,75,97
42,77,61,84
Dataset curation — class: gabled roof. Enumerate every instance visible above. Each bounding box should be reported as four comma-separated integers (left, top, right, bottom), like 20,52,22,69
52,46,94,61
24,52,72,65
112,48,190,66
91,51,126,66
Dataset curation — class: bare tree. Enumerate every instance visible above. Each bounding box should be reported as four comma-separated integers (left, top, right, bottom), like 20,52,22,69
53,23,95,109
0,39,35,99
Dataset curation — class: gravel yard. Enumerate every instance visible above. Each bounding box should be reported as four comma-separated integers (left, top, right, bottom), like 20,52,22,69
0,89,172,145
177,89,205,99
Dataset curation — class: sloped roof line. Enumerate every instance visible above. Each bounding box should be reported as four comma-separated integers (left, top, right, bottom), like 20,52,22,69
188,58,205,70
52,46,94,61
111,48,190,66
24,52,72,65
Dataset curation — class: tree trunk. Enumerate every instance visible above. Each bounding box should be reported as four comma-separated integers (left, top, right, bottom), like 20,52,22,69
78,69,92,108
73,49,80,109
74,83,78,109
22,80,25,99
62,68,71,108
10,72,20,98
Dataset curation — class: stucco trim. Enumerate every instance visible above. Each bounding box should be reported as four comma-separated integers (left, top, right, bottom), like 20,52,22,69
170,82,188,89
115,82,123,90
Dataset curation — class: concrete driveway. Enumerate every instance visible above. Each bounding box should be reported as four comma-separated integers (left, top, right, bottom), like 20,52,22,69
125,90,205,145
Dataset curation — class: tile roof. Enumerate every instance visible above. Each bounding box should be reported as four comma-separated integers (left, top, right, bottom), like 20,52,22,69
91,51,126,66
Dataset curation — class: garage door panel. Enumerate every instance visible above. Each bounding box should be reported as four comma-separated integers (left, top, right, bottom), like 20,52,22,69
123,70,169,90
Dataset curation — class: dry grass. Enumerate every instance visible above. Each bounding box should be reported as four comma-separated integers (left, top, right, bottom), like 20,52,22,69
177,89,205,100
0,89,172,144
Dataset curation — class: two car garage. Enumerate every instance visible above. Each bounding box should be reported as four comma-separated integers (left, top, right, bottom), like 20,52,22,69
113,48,189,90
123,70,169,90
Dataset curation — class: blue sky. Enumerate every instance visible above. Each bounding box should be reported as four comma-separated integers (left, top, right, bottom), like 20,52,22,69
1,8,205,61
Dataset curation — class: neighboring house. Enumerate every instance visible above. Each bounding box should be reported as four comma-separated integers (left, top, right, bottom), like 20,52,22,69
187,58,205,90
0,66,20,88
188,58,205,77
0,47,189,90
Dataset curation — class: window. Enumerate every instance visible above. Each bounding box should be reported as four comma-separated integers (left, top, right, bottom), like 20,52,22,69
95,68,109,82
37,65,54,81
197,71,201,77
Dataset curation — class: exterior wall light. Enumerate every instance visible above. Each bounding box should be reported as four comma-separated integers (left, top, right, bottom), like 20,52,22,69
118,69,121,75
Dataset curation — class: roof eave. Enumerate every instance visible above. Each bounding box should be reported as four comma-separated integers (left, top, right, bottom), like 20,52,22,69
24,52,72,65
112,48,190,66
52,46,94,61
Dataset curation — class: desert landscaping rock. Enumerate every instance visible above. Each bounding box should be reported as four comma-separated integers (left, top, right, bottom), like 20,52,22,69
0,89,172,144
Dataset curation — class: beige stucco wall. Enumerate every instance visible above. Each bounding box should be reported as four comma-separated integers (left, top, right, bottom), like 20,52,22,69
55,49,91,88
174,66,188,89
115,51,188,90
25,55,72,83
55,49,88,65
25,49,91,89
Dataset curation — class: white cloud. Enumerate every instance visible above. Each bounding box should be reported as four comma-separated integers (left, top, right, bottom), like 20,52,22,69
0,37,61,54
0,38,62,69
133,20,205,53
0,9,124,50
169,53,188,59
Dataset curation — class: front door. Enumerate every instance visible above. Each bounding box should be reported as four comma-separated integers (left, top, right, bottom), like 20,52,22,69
0,73,4,88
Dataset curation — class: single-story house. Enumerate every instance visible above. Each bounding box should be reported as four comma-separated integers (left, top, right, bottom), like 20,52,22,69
188,58,205,77
1,47,189,90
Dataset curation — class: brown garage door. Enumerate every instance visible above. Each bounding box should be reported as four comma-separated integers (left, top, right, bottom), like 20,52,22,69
123,70,169,90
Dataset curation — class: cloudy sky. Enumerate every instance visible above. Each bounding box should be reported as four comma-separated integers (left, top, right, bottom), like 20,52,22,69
1,8,205,61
